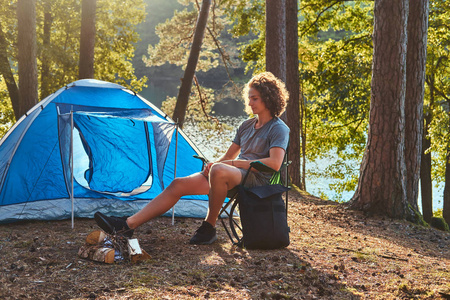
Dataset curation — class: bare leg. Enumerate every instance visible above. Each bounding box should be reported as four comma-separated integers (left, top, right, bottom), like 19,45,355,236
127,172,210,229
205,163,242,226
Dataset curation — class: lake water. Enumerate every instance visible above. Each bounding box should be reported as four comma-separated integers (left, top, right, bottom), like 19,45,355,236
183,117,444,213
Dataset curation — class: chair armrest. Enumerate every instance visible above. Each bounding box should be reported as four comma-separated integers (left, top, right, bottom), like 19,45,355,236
193,155,209,167
250,161,277,173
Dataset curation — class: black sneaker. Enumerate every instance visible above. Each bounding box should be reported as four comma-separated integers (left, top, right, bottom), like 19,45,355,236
94,212,134,238
189,221,217,245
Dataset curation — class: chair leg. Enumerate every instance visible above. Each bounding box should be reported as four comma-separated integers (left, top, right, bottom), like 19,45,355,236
228,200,243,245
219,190,244,245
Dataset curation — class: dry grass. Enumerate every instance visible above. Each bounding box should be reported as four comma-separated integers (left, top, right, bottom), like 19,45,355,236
0,191,449,299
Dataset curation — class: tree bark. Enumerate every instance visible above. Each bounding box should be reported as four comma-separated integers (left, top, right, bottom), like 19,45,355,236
78,0,97,79
404,0,429,212
443,144,450,225
420,111,433,222
349,0,413,220
285,0,302,189
172,0,211,128
17,0,38,117
265,0,286,81
301,92,306,190
0,23,20,121
40,0,53,99
420,72,434,223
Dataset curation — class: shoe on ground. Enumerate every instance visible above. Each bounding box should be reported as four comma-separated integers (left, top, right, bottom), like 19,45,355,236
189,221,217,245
94,212,134,238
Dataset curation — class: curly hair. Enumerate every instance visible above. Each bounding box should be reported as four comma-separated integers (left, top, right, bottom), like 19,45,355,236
243,72,289,117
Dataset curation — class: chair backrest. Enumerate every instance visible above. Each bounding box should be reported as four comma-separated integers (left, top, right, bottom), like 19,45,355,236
246,159,290,214
247,158,290,187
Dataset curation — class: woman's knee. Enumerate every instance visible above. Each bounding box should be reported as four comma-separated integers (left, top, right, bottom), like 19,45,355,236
166,177,186,193
209,164,241,189
166,174,209,196
209,164,229,182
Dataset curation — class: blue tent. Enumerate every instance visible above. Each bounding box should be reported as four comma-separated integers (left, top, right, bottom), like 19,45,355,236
0,79,209,224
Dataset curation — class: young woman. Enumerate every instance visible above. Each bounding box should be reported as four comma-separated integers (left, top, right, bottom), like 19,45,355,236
94,72,290,244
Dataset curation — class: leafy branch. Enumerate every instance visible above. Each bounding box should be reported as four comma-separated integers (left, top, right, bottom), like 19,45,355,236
193,75,220,127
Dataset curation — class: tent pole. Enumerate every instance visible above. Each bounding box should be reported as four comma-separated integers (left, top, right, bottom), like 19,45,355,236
70,108,74,229
172,121,179,226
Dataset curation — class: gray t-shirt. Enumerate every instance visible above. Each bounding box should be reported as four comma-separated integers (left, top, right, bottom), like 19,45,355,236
232,117,290,186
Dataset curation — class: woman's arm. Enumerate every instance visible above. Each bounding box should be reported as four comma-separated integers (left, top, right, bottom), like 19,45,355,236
232,147,285,172
216,142,241,162
204,141,285,176
202,143,241,177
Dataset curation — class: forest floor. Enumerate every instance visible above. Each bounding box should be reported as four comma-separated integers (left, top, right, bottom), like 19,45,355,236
0,191,449,300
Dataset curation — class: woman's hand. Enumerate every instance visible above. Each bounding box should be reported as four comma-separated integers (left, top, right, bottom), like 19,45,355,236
203,160,237,178
202,162,215,177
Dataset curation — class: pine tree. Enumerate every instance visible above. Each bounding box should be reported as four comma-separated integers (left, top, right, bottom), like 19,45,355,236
350,0,414,220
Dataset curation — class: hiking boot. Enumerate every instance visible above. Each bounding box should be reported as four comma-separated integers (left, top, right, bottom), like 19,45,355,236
94,212,134,238
189,221,217,245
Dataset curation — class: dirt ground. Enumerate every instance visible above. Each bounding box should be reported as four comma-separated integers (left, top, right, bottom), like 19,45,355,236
0,191,449,300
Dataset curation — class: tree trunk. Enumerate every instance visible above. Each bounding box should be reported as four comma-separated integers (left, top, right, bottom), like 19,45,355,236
349,0,413,220
265,0,286,81
172,0,211,128
78,0,97,79
404,0,429,212
17,0,38,117
301,92,306,190
0,23,20,121
442,178,450,224
40,0,53,99
420,111,433,223
284,0,301,189
443,138,450,225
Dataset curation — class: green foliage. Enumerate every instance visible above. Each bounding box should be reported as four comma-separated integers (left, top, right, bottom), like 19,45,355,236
290,1,373,161
0,0,147,134
161,82,236,160
1,0,449,210
0,0,17,60
223,0,265,73
0,79,15,136
425,0,450,183
0,0,17,134
224,1,446,207
162,85,216,125
143,0,250,127
143,0,228,72
94,0,147,91
428,104,448,182
133,0,185,77
224,1,375,201
433,208,443,218
297,1,374,200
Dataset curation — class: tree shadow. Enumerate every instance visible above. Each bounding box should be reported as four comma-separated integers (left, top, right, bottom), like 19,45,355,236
297,194,449,261
137,217,362,299
212,244,363,299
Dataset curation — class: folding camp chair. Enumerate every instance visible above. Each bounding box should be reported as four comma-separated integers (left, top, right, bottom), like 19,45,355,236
194,152,290,247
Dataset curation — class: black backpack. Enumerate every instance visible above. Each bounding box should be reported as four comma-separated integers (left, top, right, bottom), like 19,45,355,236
234,184,290,249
